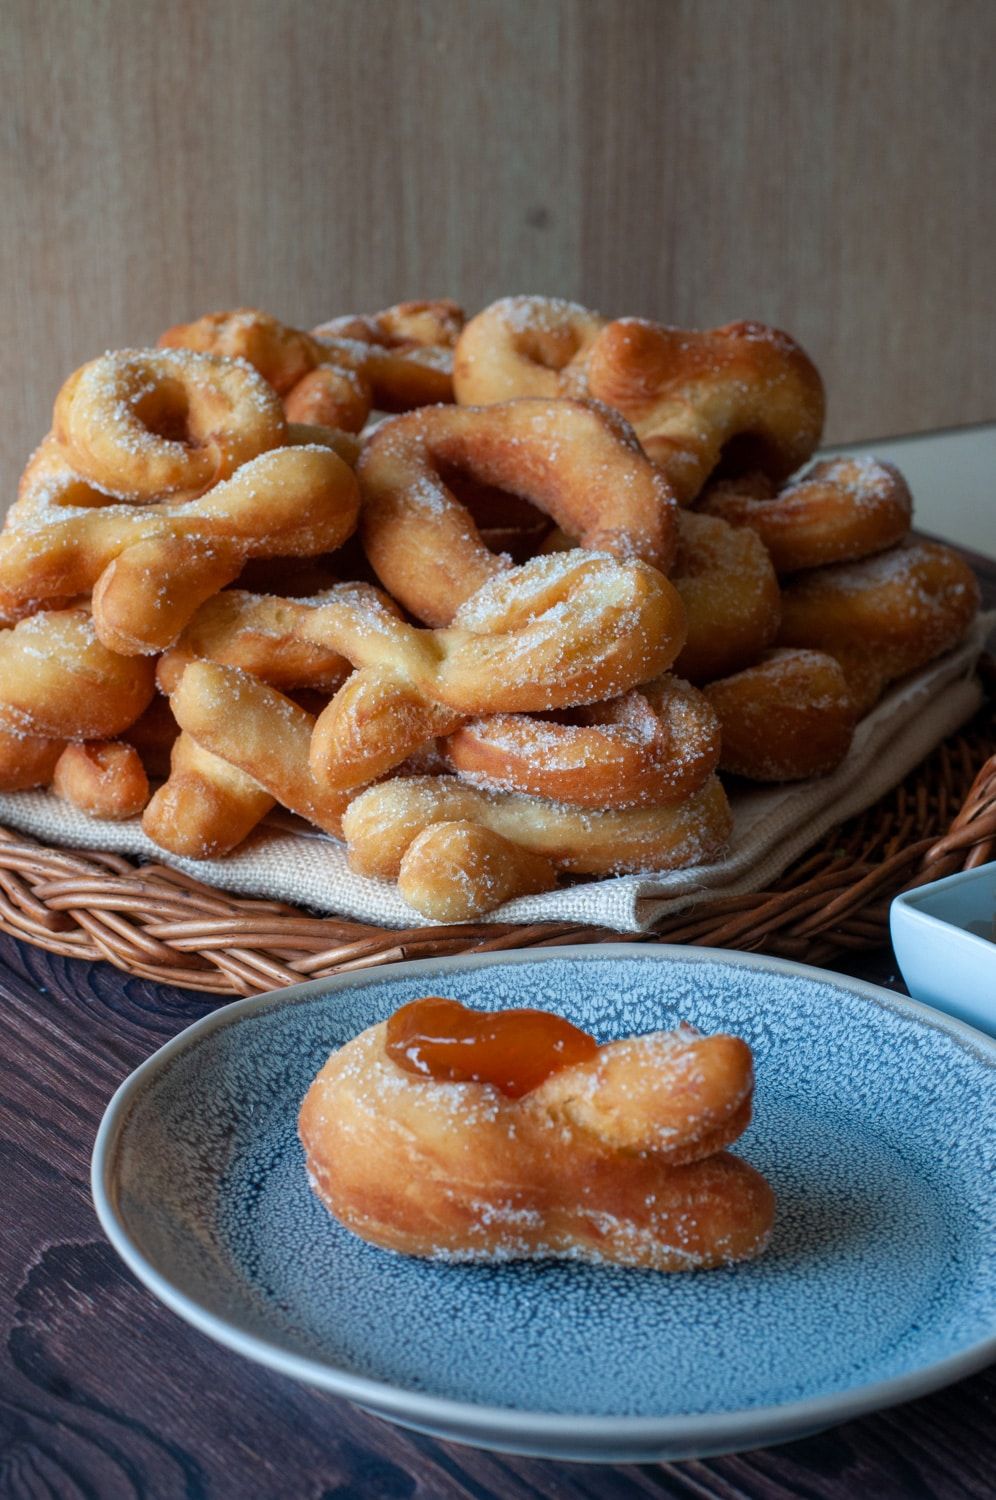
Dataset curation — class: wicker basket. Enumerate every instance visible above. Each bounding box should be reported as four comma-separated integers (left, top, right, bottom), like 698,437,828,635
1,682,993,997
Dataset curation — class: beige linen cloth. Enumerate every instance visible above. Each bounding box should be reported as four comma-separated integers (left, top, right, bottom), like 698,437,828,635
0,614,991,934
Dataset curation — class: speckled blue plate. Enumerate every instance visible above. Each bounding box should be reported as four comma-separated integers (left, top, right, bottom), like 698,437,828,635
92,946,996,1463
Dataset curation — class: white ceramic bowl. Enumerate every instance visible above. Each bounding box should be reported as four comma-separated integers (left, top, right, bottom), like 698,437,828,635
891,862,996,1035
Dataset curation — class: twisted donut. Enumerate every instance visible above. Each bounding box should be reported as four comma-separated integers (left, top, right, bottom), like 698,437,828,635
53,348,286,500
452,295,606,404
142,727,276,858
397,822,558,921
669,511,781,683
313,299,464,409
0,445,360,654
303,551,686,790
704,649,857,781
358,399,679,625
444,674,720,808
300,1017,773,1269
699,456,912,574
342,773,731,918
585,318,825,503
777,538,981,709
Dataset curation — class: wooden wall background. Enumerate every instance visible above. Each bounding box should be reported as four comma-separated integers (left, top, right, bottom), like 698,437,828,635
1,0,994,501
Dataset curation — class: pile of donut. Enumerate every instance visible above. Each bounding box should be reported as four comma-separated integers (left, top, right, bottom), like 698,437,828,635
0,294,980,920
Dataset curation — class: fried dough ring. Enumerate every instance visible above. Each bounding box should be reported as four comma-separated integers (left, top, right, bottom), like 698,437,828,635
585,318,825,504
699,456,912,574
444,675,719,808
300,1020,773,1269
281,364,372,432
53,348,287,500
358,399,679,624
777,538,981,710
704,649,857,781
0,445,360,655
304,552,686,790
342,772,731,911
452,295,606,404
669,511,781,683
52,741,150,820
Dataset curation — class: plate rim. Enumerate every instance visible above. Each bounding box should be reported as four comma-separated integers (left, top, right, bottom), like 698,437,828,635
91,944,996,1460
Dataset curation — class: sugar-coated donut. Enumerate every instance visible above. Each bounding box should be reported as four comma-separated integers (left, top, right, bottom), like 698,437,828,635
669,510,782,683
704,649,857,781
698,456,912,574
358,399,679,625
585,318,825,503
444,674,720,808
52,740,150,820
777,538,981,708
299,1013,774,1269
453,294,606,404
342,771,732,918
54,348,287,500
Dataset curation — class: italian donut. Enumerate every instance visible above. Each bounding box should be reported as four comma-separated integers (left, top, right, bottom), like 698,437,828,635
699,456,912,574
303,551,686,790
53,348,287,500
585,318,825,503
669,511,781,683
358,399,679,625
777,538,981,708
316,299,464,351
444,674,720,808
704,649,857,781
342,771,731,918
452,294,606,404
0,445,360,655
299,1007,774,1269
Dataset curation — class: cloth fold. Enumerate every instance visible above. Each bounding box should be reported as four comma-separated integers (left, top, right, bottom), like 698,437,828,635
0,614,990,934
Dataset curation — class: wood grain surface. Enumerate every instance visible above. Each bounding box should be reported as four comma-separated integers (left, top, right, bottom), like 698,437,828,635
2,0,995,508
2,938,995,1499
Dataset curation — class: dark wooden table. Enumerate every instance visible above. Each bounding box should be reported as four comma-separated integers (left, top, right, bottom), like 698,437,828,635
3,553,995,1500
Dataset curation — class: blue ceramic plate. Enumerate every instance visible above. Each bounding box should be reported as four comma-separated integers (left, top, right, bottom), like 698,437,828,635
92,947,996,1463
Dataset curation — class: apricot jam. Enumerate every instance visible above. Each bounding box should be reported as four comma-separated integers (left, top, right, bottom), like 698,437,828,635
385,995,599,1098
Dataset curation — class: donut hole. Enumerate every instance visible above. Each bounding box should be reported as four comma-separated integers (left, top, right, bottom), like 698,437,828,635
132,380,194,447
438,461,551,561
713,431,793,485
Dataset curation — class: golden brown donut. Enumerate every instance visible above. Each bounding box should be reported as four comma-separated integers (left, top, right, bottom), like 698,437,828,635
777,538,981,708
51,741,150,820
444,675,720,808
0,609,155,740
358,399,680,625
699,456,912,574
669,510,781,683
585,318,825,503
0,445,360,655
142,728,276,858
304,551,687,791
342,772,732,917
299,1014,773,1268
452,294,606,404
53,348,287,500
282,364,372,433
704,649,857,781
159,307,323,395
